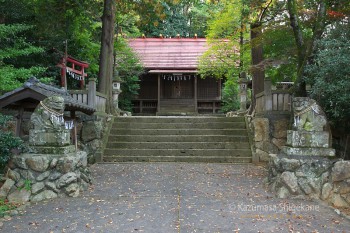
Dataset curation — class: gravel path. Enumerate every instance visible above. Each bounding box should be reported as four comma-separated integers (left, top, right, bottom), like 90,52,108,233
1,163,349,232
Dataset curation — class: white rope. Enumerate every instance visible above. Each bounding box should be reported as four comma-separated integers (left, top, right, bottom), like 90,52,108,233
40,101,64,125
40,101,63,116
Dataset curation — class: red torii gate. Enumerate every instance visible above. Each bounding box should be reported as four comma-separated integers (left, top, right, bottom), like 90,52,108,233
57,56,89,89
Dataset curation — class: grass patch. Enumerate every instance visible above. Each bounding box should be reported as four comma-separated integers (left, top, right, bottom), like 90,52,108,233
0,199,18,217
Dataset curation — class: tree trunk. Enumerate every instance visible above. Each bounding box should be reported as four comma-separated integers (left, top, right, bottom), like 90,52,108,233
287,0,326,97
98,0,115,113
250,22,265,113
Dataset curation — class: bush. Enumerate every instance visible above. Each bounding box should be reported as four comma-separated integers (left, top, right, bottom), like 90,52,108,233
305,23,350,126
0,114,23,171
221,77,240,113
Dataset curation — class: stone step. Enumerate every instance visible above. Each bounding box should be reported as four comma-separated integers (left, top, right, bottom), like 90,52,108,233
156,111,197,116
102,116,252,163
112,122,246,129
103,155,252,163
109,128,248,136
107,142,251,149
107,135,248,143
104,148,252,157
115,116,244,123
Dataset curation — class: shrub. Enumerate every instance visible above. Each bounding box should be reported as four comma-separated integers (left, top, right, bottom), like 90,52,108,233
0,114,23,171
305,23,350,126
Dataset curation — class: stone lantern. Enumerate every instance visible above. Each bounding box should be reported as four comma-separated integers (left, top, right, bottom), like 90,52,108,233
238,72,248,111
112,70,123,111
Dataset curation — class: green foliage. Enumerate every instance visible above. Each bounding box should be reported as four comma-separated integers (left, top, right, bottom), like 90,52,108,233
199,40,240,79
262,24,298,82
0,198,17,217
206,0,243,39
0,114,23,171
0,24,46,91
221,77,240,112
305,23,350,125
138,0,215,38
115,38,144,112
198,0,249,113
28,0,102,83
18,179,32,191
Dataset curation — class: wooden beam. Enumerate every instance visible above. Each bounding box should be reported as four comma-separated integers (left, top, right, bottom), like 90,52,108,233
15,107,23,137
157,74,161,112
194,75,198,112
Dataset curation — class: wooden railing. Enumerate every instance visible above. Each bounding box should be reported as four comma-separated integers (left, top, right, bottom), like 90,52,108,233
132,99,158,113
198,100,221,114
132,99,222,114
255,80,292,115
69,90,107,113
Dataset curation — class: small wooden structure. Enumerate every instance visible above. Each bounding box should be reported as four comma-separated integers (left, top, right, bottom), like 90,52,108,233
128,38,222,114
0,77,95,137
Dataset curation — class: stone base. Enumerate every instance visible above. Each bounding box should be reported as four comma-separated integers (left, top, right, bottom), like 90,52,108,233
29,129,70,146
282,146,335,157
286,130,330,148
268,155,350,208
1,151,92,203
31,145,76,155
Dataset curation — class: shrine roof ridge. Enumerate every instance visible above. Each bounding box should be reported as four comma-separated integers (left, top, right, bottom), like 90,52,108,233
0,77,95,114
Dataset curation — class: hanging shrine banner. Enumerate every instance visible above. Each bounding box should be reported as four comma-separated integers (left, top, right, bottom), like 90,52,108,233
57,56,89,89
162,74,193,81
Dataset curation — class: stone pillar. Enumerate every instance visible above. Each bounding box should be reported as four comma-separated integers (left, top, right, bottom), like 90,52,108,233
238,72,248,111
88,77,96,109
112,79,122,111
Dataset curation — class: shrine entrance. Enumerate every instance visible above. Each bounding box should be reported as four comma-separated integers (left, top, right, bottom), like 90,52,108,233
128,38,223,115
162,74,194,99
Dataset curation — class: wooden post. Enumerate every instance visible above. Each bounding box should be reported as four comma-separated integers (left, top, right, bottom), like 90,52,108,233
70,111,78,152
88,77,96,109
217,79,222,113
218,79,222,99
157,74,161,112
80,68,85,89
264,79,272,112
15,107,24,137
64,40,68,90
194,75,198,112
140,100,143,113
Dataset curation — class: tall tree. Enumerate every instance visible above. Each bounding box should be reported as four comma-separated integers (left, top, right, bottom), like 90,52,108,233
287,0,327,96
249,0,268,111
98,0,116,113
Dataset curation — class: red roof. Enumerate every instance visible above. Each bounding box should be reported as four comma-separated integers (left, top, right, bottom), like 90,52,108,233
128,38,208,71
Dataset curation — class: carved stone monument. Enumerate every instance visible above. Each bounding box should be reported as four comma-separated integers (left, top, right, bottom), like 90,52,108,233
1,96,92,203
282,97,335,156
29,96,75,154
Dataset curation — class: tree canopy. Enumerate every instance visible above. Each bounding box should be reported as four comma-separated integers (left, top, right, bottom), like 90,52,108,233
0,0,349,118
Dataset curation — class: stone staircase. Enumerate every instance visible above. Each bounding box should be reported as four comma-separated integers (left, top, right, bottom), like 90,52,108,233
102,116,252,163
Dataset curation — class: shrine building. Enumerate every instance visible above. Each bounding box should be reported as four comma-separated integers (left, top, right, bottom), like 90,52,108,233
128,38,222,115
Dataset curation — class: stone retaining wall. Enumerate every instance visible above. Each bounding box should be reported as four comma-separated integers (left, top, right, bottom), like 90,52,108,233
248,115,290,162
268,154,350,208
0,151,92,203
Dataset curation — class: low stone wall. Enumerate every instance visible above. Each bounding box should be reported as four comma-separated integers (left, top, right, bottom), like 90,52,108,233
79,114,113,163
268,154,350,208
248,115,290,162
0,151,92,203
